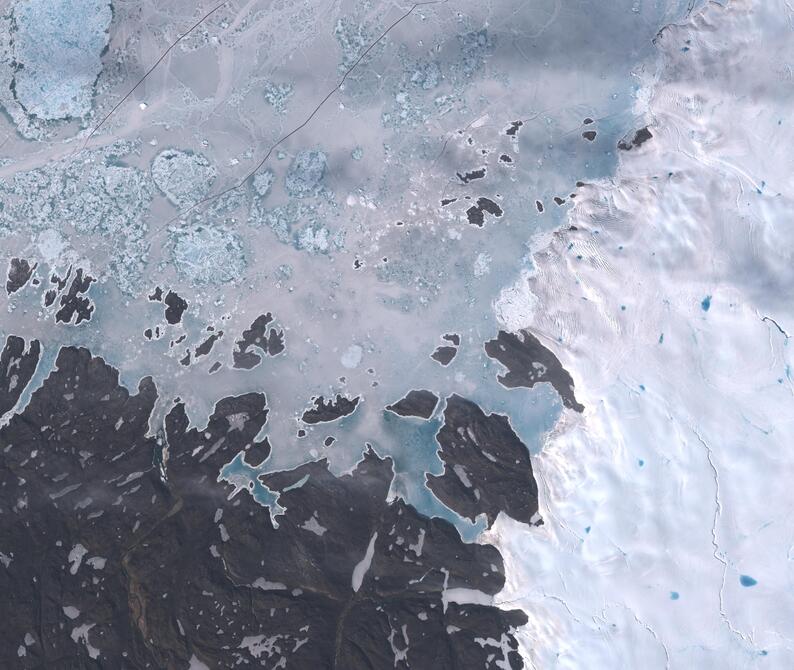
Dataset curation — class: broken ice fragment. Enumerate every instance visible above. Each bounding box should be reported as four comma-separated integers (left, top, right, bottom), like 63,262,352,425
7,0,112,121
285,150,327,198
152,149,218,208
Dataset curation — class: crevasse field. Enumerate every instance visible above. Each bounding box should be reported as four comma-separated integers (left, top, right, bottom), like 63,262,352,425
0,0,791,667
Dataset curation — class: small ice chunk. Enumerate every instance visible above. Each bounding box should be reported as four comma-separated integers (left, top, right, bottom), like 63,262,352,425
285,150,327,198
493,269,538,331
67,543,87,575
301,514,327,536
86,556,106,570
252,578,287,591
10,0,112,120
63,606,80,620
442,587,493,610
408,528,426,557
171,224,247,285
239,634,281,660
351,532,378,592
453,464,472,488
189,655,211,670
252,170,275,198
151,149,217,208
70,623,99,659
473,252,492,277
341,344,363,369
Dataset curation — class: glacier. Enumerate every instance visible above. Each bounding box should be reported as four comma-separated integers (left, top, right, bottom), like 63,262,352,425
0,0,791,667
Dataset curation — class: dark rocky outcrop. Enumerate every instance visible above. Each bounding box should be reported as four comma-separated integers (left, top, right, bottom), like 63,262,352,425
301,394,360,424
427,394,539,528
385,389,439,419
0,344,528,669
485,329,584,412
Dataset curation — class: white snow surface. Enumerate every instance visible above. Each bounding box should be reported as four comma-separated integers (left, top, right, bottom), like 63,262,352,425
486,2,794,667
351,532,378,593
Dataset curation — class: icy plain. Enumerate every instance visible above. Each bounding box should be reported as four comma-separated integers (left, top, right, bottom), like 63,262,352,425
0,0,792,667
487,1,794,667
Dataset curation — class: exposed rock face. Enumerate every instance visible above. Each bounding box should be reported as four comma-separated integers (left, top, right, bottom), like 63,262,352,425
0,335,40,415
54,268,95,325
485,329,584,412
618,126,652,150
163,290,188,324
0,344,528,669
6,258,36,294
386,389,439,419
233,313,286,369
301,394,360,424
431,345,457,366
427,394,539,528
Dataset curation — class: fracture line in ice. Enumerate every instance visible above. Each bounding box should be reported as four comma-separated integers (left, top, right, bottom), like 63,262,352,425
692,426,752,646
